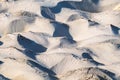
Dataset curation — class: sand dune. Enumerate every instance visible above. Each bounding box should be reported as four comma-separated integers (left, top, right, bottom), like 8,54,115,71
0,0,120,80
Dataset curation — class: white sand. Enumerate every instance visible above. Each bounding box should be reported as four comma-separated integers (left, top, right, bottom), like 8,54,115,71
0,0,120,80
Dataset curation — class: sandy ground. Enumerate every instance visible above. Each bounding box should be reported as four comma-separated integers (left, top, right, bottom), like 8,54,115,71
0,0,120,80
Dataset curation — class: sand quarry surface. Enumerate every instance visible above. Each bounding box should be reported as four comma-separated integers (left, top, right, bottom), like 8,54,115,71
0,0,120,80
